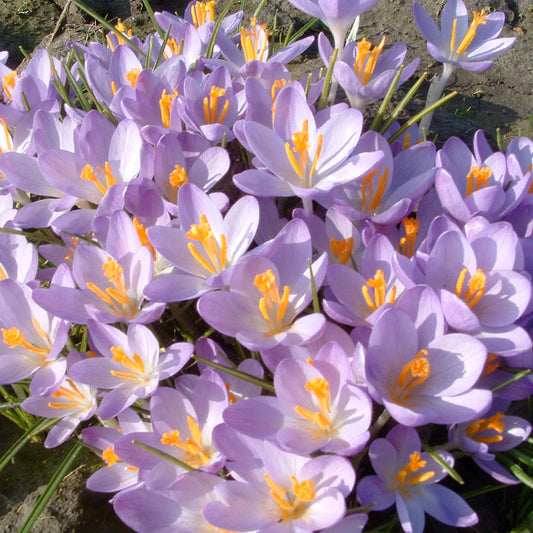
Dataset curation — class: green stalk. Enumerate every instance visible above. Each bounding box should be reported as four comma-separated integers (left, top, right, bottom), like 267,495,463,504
491,369,532,393
421,442,464,484
378,71,429,135
152,25,173,70
308,259,320,313
142,0,165,38
71,0,146,59
287,17,320,45
318,47,338,111
205,0,234,59
20,441,84,533
192,354,275,393
0,417,58,474
369,65,405,131
253,0,269,19
387,91,457,143
132,440,196,471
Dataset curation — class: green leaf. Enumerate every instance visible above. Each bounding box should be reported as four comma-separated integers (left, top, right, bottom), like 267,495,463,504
0,417,58,475
422,442,464,484
19,441,84,533
131,440,196,471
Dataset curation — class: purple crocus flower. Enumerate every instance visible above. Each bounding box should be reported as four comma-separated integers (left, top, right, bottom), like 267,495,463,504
33,211,166,325
413,0,515,133
114,370,228,474
435,131,530,222
233,85,381,202
327,130,436,226
204,440,354,532
286,0,379,50
449,400,532,485
145,182,259,301
424,218,531,332
22,368,98,448
197,218,328,350
413,0,515,73
70,319,193,419
223,341,372,456
319,33,419,111
357,425,478,533
0,278,68,396
365,307,492,426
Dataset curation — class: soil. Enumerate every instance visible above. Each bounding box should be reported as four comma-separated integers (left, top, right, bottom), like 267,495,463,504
0,0,532,532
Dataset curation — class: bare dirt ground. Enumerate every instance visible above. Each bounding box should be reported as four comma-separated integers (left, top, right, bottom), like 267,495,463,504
0,0,531,531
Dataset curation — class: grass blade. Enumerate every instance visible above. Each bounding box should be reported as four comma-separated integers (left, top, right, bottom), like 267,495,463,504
19,441,83,533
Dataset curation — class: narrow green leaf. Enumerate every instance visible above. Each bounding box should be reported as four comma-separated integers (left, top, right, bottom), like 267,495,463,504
142,0,165,38
192,354,275,393
71,0,147,59
369,65,404,131
19,46,31,62
205,0,234,59
318,47,338,111
288,17,320,45
387,91,457,143
308,259,320,313
422,442,464,484
0,417,58,474
153,25,172,70
379,71,429,135
253,0,269,19
19,441,83,533
509,448,533,469
497,453,533,488
491,369,532,393
132,440,196,471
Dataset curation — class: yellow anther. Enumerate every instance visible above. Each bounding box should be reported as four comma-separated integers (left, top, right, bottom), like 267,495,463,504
254,269,291,336
395,349,430,403
2,71,19,101
0,118,12,153
190,1,216,28
465,166,492,196
164,38,182,58
203,86,229,124
103,257,123,283
1,326,49,355
169,164,188,192
482,353,500,376
455,267,486,308
466,412,505,444
330,237,354,264
48,379,85,408
398,217,420,258
159,88,179,129
361,167,388,213
102,445,121,467
133,218,157,260
110,345,146,379
106,21,133,51
271,79,288,101
451,10,488,55
362,269,396,313
354,37,386,84
186,214,227,274
161,416,211,467
290,476,316,502
125,68,140,88
284,119,323,184
240,18,269,62
396,451,435,486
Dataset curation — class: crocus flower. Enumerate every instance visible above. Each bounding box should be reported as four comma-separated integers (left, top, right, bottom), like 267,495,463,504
204,440,355,532
286,0,379,50
223,341,372,456
22,369,98,448
70,319,193,419
145,182,259,301
413,0,515,73
435,131,530,223
450,401,532,485
0,278,68,396
357,425,478,533
365,307,492,426
197,218,328,351
318,33,419,111
413,0,515,133
233,85,381,202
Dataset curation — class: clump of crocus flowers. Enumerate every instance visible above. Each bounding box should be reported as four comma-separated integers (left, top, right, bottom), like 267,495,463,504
0,0,531,532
